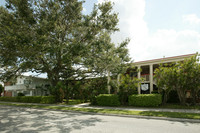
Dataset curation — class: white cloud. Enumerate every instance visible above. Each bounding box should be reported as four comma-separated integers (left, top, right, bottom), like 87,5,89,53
98,0,148,60
183,14,200,25
97,0,200,62
146,29,200,60
82,7,86,12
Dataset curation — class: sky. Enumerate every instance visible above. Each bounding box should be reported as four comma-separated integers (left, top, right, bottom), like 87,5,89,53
0,0,200,63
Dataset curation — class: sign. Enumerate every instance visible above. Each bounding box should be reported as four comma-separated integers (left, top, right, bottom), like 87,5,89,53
141,84,149,91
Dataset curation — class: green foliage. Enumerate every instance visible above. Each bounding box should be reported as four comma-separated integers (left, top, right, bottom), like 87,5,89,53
154,63,177,104
0,0,126,88
129,94,162,107
0,96,56,104
87,77,108,105
118,74,141,105
154,54,200,105
72,80,89,102
86,32,131,93
71,77,107,105
40,96,56,104
96,94,120,106
50,82,65,103
0,97,18,102
19,96,41,103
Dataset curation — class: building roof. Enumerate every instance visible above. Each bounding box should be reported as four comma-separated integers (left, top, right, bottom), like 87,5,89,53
134,53,196,66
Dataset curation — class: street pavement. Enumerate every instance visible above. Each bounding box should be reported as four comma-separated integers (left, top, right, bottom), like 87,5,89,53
0,106,200,133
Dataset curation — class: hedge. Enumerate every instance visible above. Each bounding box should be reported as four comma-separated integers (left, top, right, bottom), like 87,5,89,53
129,94,162,107
96,94,120,106
0,96,56,104
40,96,56,104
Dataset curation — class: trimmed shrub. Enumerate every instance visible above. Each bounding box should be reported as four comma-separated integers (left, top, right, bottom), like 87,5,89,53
0,97,18,102
129,94,162,107
151,90,159,94
20,96,41,103
96,94,120,106
41,96,56,104
0,96,56,104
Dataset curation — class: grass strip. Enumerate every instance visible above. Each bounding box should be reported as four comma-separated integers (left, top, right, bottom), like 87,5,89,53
0,102,199,120
159,104,200,110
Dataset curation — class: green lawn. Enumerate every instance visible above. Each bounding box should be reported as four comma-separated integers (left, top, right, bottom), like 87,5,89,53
159,104,200,110
0,102,199,120
120,104,200,110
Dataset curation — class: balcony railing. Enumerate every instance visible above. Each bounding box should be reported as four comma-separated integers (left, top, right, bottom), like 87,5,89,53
141,74,150,81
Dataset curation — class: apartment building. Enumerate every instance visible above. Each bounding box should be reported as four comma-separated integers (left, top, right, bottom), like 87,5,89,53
134,53,196,94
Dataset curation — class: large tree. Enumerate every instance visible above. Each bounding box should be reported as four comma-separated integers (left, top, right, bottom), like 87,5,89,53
0,0,122,86
85,32,131,93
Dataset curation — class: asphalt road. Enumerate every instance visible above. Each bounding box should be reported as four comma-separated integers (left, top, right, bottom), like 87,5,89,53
0,106,200,133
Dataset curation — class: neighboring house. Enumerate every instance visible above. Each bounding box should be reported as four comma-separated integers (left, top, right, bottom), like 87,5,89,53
133,53,196,94
4,76,51,97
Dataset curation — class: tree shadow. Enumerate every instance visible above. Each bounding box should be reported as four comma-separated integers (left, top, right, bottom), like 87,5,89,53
0,106,103,133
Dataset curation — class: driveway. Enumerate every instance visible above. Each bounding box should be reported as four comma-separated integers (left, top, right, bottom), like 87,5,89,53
0,106,200,133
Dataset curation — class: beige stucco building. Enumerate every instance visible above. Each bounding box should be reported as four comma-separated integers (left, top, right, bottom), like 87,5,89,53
134,53,196,94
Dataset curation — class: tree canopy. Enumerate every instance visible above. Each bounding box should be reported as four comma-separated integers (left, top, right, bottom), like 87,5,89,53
0,0,130,86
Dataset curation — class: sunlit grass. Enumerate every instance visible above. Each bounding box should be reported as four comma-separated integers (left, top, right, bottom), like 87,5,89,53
0,102,199,120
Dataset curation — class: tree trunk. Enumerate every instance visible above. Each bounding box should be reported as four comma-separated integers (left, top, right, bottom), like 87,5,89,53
177,89,186,105
162,90,168,105
191,89,196,105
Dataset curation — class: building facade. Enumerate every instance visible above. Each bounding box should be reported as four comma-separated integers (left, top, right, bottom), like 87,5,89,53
134,53,196,94
4,76,51,97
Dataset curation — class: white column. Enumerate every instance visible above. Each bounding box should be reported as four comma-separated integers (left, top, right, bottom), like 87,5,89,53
137,66,141,94
30,90,33,96
150,64,153,93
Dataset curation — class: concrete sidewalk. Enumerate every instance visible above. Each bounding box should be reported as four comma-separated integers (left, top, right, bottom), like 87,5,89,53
1,101,200,114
